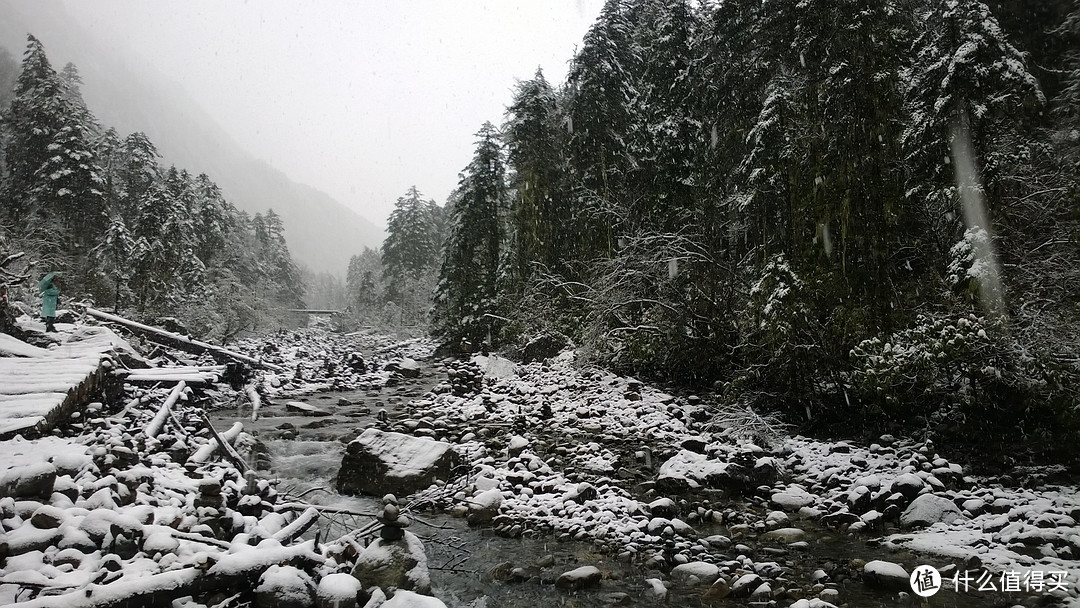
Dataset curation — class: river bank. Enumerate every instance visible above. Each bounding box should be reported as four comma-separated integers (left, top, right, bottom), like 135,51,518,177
3,321,1079,607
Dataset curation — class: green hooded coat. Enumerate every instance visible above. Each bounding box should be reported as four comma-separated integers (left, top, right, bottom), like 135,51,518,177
39,273,59,318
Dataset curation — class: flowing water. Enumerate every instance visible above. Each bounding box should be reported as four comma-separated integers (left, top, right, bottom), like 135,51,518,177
208,369,1020,608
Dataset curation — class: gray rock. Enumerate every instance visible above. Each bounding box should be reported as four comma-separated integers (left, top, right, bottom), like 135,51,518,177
900,493,964,529
384,358,422,378
771,487,816,511
337,429,458,497
760,527,806,543
467,488,504,525
521,333,569,363
862,560,909,590
286,401,332,416
729,573,764,598
0,463,57,499
891,473,925,500
351,531,431,594
670,561,721,585
555,565,603,590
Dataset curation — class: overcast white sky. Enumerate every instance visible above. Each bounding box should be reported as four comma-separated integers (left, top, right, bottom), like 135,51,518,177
60,0,604,228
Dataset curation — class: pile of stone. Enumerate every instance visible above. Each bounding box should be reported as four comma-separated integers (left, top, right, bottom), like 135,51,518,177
443,360,483,396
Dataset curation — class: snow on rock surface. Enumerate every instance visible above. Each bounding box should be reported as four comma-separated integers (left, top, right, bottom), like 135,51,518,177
351,531,432,595
862,560,909,589
317,572,362,604
255,564,314,608
379,590,448,608
899,493,965,528
670,561,721,585
470,353,517,378
554,565,603,590
337,429,458,497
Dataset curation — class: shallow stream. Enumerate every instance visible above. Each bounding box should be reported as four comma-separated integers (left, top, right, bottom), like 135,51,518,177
207,364,1015,608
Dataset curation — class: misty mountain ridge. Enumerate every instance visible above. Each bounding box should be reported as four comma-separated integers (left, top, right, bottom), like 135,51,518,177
0,0,385,277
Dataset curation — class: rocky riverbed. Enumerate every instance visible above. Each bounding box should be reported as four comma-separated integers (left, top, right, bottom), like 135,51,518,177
3,323,1080,607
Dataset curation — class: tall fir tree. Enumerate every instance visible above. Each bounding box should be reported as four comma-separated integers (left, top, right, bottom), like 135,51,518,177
432,122,507,346
504,69,568,286
2,36,105,243
381,185,442,324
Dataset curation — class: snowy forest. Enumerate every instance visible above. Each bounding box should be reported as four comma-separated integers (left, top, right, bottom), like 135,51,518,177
3,1,1080,607
363,0,1080,464
2,0,1080,463
0,36,305,343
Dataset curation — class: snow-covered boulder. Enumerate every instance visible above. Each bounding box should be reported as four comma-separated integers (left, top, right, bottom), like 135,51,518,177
337,429,458,497
770,486,815,511
900,493,964,529
729,573,764,598
891,473,925,500
521,333,569,363
670,561,721,585
656,450,774,493
351,531,432,595
554,565,603,590
862,560,909,590
384,358,421,378
380,590,448,608
317,572,362,608
467,487,504,525
255,564,314,608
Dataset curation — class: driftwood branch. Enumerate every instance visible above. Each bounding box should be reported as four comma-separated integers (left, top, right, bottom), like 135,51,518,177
143,382,187,439
193,415,249,472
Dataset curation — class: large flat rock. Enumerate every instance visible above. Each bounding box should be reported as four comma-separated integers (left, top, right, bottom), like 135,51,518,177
337,429,458,497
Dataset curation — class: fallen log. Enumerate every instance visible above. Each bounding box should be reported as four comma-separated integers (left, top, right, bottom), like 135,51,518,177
189,419,244,465
195,413,250,473
271,506,320,544
83,307,285,372
143,382,187,439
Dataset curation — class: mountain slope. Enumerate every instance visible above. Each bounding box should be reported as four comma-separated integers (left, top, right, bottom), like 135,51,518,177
0,0,384,276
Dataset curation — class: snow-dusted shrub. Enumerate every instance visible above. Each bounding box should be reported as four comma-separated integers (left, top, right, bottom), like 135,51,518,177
947,227,1003,312
578,229,738,384
850,313,997,412
849,312,1059,434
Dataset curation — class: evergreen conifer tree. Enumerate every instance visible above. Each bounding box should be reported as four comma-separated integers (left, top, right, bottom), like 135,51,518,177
432,122,506,346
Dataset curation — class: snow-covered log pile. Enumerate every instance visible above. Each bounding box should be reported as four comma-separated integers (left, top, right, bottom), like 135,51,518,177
0,383,331,606
1,322,454,608
0,326,138,439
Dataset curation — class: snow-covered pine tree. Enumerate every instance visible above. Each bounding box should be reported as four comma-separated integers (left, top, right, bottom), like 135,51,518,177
504,68,568,288
432,122,507,347
564,0,637,260
2,36,105,244
902,0,1044,225
381,185,442,325
621,0,701,234
346,247,384,318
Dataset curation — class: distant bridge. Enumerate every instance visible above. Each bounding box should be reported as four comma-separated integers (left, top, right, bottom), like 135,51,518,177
286,309,343,315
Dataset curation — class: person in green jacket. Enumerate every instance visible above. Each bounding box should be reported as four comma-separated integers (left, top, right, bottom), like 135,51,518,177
39,272,59,332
